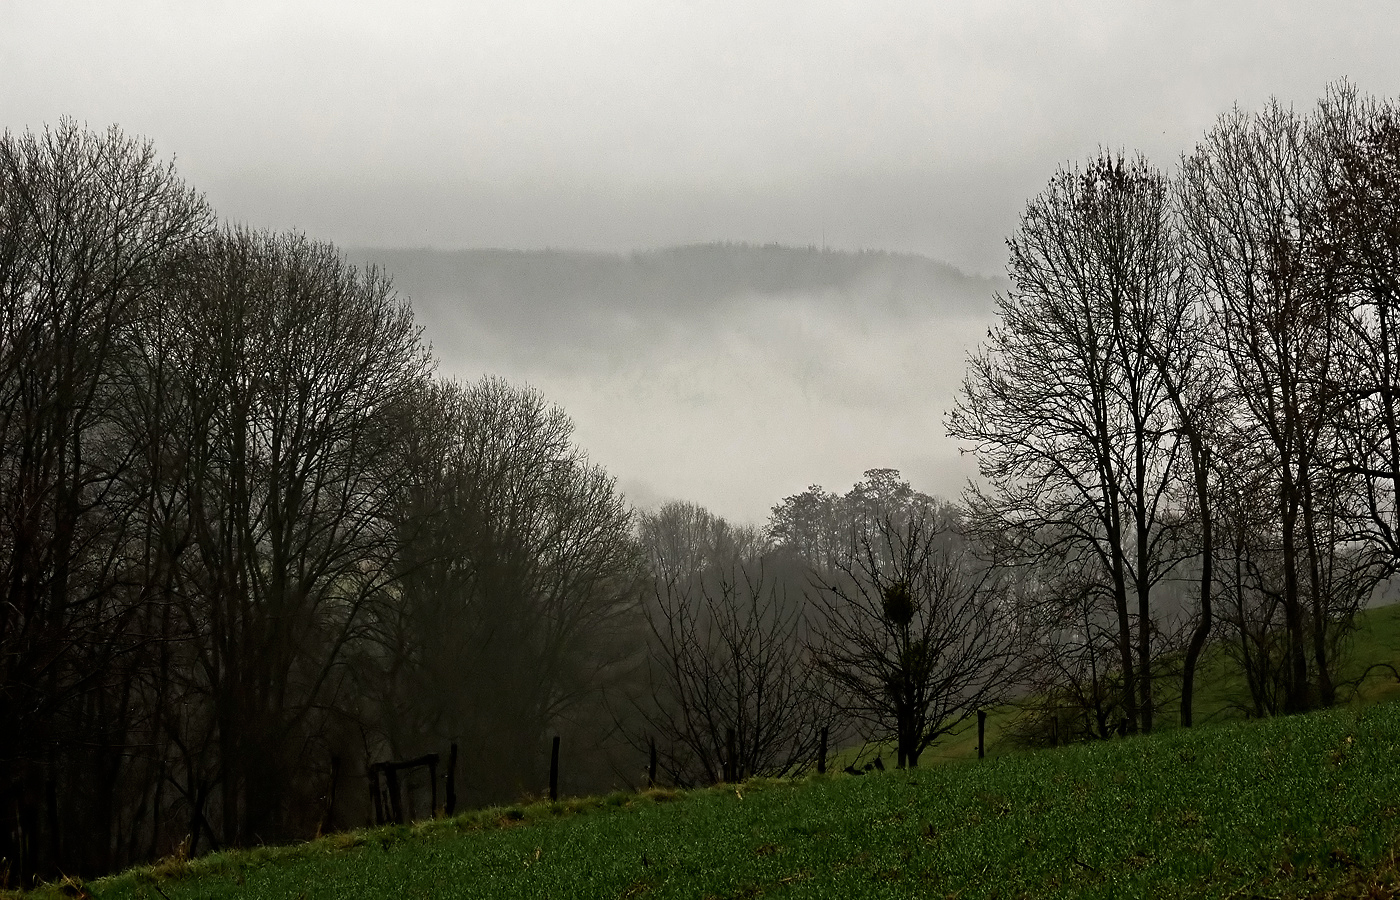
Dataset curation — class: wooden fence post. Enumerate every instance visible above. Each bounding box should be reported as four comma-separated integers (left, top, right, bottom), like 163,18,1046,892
549,735,560,801
445,743,458,816
428,755,438,816
369,765,385,826
320,754,341,835
817,726,828,775
647,738,657,788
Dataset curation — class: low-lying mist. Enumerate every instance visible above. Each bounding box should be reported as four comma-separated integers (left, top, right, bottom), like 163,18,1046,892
356,244,1005,524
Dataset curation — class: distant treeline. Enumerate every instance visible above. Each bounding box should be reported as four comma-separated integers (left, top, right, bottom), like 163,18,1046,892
354,242,1002,322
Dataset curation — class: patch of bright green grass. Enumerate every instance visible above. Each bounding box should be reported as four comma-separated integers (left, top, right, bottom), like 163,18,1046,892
1340,601,1400,705
24,700,1400,900
1151,600,1400,730
846,602,1400,771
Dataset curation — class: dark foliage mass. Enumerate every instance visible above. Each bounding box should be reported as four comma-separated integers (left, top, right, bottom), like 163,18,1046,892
0,122,645,887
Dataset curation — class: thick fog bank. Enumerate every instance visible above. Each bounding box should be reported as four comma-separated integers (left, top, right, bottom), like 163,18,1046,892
355,244,1003,523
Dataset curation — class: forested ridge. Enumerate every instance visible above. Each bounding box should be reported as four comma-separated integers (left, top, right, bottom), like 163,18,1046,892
6,79,1400,890
353,244,999,319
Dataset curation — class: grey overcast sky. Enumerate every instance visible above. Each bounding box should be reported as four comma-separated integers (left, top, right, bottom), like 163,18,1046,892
7,2,1399,275
6,2,1400,523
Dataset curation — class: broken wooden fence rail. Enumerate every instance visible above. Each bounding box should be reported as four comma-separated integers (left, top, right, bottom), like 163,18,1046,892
368,753,440,825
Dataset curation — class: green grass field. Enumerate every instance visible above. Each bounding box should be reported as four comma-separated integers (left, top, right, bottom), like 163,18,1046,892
16,603,1400,900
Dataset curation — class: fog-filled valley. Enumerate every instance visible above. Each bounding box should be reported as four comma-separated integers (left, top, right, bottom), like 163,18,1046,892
354,244,1004,523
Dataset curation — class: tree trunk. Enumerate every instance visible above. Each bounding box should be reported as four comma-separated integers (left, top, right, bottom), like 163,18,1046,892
1280,477,1311,713
1180,445,1214,728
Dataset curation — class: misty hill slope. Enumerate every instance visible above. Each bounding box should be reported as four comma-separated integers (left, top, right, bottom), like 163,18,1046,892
348,243,1005,376
343,247,1006,523
355,243,1002,322
53,698,1400,900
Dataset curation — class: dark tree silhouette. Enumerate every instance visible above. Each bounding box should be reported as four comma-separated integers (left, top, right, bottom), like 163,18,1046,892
632,502,823,786
949,153,1188,735
767,469,939,573
0,121,210,883
164,228,431,846
383,377,644,806
810,512,1024,768
1179,95,1361,711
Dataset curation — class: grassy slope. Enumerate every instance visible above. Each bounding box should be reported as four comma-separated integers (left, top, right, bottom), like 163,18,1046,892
55,703,1400,900
1181,601,1400,725
1340,601,1400,705
20,603,1400,900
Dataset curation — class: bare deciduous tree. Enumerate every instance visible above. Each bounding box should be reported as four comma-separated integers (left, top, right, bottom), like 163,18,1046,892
810,512,1023,768
949,153,1188,734
0,121,210,883
1179,96,1360,711
1315,87,1400,585
632,502,823,786
165,228,431,846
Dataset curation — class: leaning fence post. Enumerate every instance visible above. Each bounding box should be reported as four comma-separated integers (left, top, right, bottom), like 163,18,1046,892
817,726,828,775
978,709,987,760
549,735,561,801
385,766,404,824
